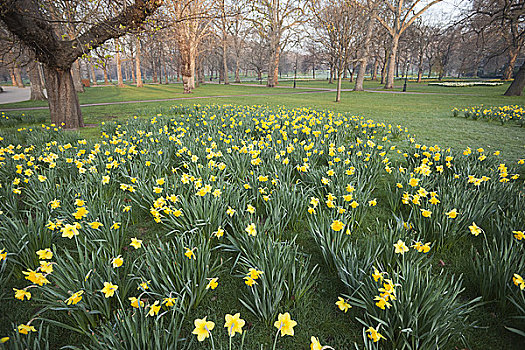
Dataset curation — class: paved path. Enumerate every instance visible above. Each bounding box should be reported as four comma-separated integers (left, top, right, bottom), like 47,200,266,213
0,86,32,104
0,89,331,112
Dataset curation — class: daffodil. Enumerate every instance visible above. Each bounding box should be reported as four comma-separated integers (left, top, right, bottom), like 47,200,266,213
17,324,36,335
65,290,84,305
331,220,344,231
366,325,385,342
224,313,245,337
274,312,297,337
13,288,31,301
101,282,118,298
130,237,142,249
61,224,79,239
469,222,482,236
111,255,123,268
192,317,215,342
206,278,218,290
335,297,351,312
394,240,409,254
36,248,52,260
147,301,161,317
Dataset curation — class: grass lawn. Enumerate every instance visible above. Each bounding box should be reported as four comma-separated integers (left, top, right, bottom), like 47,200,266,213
2,81,524,161
1,83,525,349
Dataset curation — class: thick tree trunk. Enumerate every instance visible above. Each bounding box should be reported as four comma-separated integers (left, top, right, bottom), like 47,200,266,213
417,67,423,83
503,46,519,81
28,62,46,100
329,63,334,84
234,58,240,83
89,64,97,85
44,66,84,128
372,59,378,81
312,63,315,79
385,35,399,89
136,38,143,88
267,41,281,87
14,66,24,88
116,38,124,87
71,60,84,92
181,49,196,93
504,61,525,96
103,68,110,85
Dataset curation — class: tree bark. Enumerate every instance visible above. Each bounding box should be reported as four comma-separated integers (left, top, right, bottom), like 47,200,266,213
44,66,83,128
385,35,400,89
71,60,84,92
136,37,143,87
372,59,378,81
335,69,343,102
116,38,124,87
89,64,97,85
222,38,229,84
234,58,241,83
504,61,525,96
267,40,281,87
103,67,110,85
503,46,519,81
14,66,24,88
181,48,196,93
312,63,315,79
28,62,46,100
9,68,17,86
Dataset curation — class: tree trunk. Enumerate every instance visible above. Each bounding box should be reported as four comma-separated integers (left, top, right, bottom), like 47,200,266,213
335,69,343,102
44,66,84,128
152,62,158,83
385,35,399,89
222,39,229,85
28,62,46,100
164,65,169,84
417,67,423,83
372,59,378,81
71,60,84,92
329,63,334,84
9,68,17,86
116,38,124,87
103,68,110,85
181,49,196,93
503,46,519,81
504,61,525,96
234,57,240,83
90,64,97,85
14,65,24,88
267,40,281,87
312,63,315,79
136,37,143,88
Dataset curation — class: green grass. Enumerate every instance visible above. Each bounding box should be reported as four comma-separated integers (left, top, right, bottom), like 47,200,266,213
2,81,524,161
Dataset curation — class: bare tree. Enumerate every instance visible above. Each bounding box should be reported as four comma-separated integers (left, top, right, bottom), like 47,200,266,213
248,0,305,87
0,0,161,128
376,0,443,89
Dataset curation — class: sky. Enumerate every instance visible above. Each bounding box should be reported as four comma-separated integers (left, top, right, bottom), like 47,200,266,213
421,0,470,25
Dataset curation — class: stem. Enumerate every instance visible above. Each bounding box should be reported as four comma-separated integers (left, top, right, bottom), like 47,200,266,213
207,327,215,350
229,333,232,350
272,326,281,350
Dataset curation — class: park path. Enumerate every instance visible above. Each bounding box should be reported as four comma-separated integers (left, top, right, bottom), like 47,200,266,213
0,86,32,104
0,89,331,112
0,82,474,112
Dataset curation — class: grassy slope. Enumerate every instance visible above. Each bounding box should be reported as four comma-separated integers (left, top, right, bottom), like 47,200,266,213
1,81,525,349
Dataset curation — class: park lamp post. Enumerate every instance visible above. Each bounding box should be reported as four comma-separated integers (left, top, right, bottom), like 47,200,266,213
293,55,298,89
403,59,410,92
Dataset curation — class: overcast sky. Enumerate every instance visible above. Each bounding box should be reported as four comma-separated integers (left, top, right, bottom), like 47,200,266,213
421,0,470,24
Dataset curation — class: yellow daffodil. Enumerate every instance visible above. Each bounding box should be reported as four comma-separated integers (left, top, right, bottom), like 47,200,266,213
36,248,52,260
17,324,36,335
13,288,31,301
101,282,118,298
65,291,84,305
224,313,245,337
206,278,218,290
192,317,215,342
130,237,142,249
394,240,409,254
366,325,385,342
274,312,297,337
336,297,351,312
